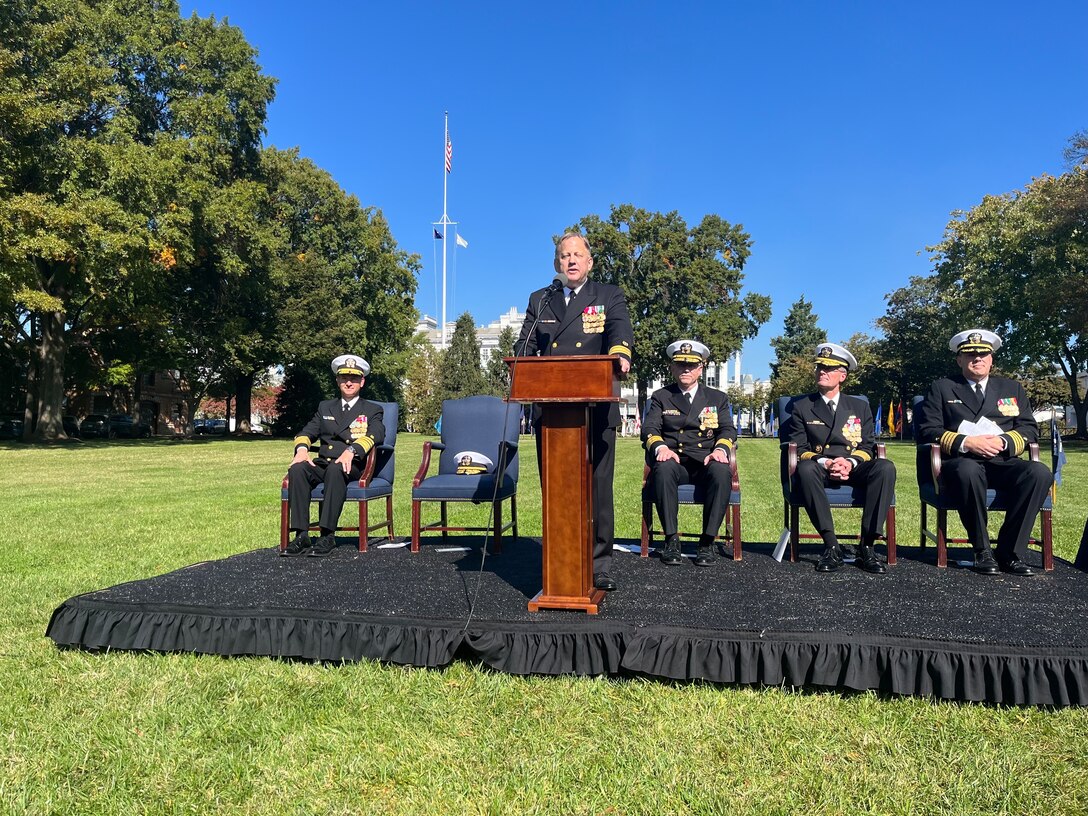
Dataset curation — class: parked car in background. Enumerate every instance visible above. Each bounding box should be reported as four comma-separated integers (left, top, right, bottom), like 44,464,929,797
0,415,24,440
79,414,109,438
80,414,152,439
208,419,227,434
192,418,208,434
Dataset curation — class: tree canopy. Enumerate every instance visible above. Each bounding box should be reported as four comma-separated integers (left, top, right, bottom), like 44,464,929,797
571,204,770,411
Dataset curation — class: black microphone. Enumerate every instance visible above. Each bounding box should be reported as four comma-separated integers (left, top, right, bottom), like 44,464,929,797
545,271,571,296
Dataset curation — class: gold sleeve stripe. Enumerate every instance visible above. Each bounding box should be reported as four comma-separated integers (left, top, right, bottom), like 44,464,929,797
1008,431,1025,456
357,436,375,454
715,438,734,449
609,345,632,358
646,435,664,448
799,451,819,460
854,450,872,462
940,431,958,456
293,436,312,449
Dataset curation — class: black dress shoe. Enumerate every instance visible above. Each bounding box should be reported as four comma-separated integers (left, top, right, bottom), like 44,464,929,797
309,534,337,557
998,557,1035,576
854,545,886,574
693,540,715,567
815,545,843,573
593,572,617,591
281,532,311,557
840,543,857,561
660,537,683,566
972,549,1000,575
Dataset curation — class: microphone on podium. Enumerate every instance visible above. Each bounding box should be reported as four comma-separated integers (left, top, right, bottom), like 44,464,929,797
544,271,571,298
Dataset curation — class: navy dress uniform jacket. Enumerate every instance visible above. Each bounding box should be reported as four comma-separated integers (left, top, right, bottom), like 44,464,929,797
782,392,877,464
293,398,385,462
916,374,1036,459
643,384,737,463
516,279,633,428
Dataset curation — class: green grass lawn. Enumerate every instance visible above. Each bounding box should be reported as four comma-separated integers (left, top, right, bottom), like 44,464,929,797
2,435,1087,815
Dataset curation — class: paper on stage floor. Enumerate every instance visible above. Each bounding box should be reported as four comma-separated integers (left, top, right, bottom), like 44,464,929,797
957,417,1003,436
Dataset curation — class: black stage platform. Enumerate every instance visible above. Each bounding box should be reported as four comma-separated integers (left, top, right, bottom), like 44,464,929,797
47,539,1088,707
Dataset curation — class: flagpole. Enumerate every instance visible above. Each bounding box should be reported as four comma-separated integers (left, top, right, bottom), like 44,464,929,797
434,111,457,348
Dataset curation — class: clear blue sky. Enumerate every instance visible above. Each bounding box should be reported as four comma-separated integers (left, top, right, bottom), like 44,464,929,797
188,1,1086,379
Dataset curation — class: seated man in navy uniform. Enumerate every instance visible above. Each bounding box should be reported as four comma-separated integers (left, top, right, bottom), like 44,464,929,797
642,340,736,567
283,354,385,557
517,232,634,591
916,329,1052,576
782,343,895,574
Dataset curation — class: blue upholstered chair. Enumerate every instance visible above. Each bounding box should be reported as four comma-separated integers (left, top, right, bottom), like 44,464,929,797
410,396,520,553
777,394,897,564
912,395,1054,570
279,401,398,553
640,454,743,560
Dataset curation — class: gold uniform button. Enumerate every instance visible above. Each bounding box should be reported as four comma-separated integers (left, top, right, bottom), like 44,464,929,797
815,445,823,452
552,342,558,348
575,342,582,348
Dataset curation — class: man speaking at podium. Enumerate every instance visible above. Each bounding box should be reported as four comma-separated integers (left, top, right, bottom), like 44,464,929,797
517,233,634,591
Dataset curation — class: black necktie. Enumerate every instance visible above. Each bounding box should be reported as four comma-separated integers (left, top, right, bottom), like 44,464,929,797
566,288,576,305
685,392,693,405
975,383,984,400
828,400,836,415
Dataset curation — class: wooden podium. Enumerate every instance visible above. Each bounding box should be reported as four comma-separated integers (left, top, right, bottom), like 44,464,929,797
506,355,620,614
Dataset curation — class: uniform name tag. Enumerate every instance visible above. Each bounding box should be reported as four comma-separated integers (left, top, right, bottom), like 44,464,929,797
946,399,963,404
663,409,681,416
806,420,825,426
322,415,336,420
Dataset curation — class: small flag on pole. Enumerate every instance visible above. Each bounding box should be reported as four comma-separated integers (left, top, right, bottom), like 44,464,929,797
874,403,882,437
894,403,903,435
770,406,777,438
886,400,895,436
445,133,452,174
455,234,468,248
433,229,442,240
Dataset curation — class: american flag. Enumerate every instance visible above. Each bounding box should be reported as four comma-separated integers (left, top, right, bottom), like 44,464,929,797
445,133,452,174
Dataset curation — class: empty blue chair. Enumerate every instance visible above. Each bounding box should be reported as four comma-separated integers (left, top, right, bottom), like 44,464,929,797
411,396,520,553
279,401,398,553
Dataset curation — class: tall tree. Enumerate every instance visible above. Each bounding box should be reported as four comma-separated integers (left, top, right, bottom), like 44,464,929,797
926,165,1088,436
439,312,486,402
484,325,516,397
403,339,442,434
574,205,770,413
0,0,275,439
769,297,826,380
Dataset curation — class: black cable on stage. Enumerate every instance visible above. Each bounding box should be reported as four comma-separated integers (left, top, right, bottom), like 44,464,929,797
460,273,569,632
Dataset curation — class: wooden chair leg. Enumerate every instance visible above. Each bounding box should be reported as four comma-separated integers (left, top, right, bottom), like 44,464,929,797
440,503,448,544
885,506,896,566
411,499,421,553
920,502,928,548
511,494,518,539
385,495,394,541
280,500,289,552
789,505,800,563
731,503,742,561
640,498,652,558
358,500,368,552
1042,507,1054,571
936,508,948,568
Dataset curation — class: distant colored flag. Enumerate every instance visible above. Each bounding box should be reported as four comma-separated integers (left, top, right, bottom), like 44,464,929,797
894,402,903,435
455,234,468,248
445,133,452,173
874,404,882,437
433,228,442,239
886,400,895,436
770,406,777,438
1051,414,1067,488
